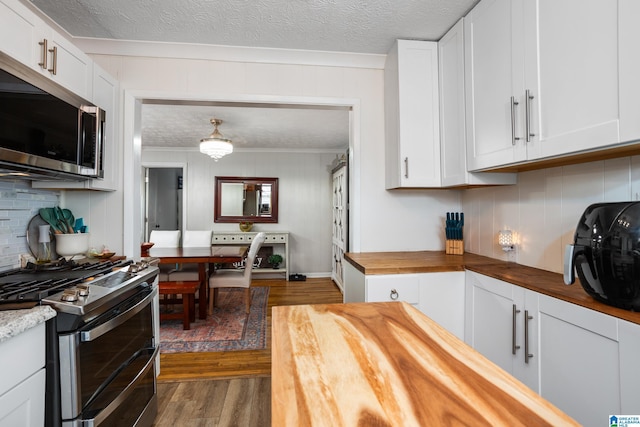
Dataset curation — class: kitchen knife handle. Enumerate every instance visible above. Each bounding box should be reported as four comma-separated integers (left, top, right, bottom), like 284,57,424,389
512,304,521,355
511,96,521,146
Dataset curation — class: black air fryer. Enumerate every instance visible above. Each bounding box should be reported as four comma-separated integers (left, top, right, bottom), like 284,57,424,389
564,202,640,310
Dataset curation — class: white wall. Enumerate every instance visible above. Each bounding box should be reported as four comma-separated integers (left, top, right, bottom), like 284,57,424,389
462,157,640,274
86,45,461,258
142,148,337,275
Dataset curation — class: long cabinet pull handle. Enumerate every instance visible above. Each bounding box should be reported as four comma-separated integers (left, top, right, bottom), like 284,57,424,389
512,304,521,355
38,39,48,69
48,46,57,75
404,157,409,179
524,310,534,363
525,90,535,142
510,96,521,146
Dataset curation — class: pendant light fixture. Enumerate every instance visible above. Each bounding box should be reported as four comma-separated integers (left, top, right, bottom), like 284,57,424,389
199,118,233,161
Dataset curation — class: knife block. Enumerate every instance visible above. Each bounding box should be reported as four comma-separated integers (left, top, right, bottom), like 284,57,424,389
445,239,464,255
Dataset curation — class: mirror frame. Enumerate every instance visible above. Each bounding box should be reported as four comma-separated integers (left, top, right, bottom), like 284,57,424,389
214,176,279,223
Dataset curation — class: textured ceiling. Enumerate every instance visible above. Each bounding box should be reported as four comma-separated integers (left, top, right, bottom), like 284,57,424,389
28,0,479,151
141,102,351,150
29,0,479,54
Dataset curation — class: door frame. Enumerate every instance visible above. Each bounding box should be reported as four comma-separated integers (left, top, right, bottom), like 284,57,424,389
142,164,187,241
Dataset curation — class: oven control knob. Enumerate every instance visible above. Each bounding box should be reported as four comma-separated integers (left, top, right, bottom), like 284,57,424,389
77,284,90,297
61,290,78,302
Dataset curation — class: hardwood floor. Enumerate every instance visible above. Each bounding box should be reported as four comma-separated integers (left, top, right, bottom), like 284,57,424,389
153,277,343,426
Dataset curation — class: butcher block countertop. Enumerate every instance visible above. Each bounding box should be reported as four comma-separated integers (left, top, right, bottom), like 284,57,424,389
271,302,579,427
344,251,640,326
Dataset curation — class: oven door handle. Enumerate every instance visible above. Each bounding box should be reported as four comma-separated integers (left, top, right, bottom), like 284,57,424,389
80,286,157,342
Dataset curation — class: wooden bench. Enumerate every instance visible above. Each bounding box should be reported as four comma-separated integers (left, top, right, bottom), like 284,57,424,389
158,281,200,330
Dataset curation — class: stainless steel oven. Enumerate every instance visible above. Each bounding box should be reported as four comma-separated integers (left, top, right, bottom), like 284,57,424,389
57,284,157,426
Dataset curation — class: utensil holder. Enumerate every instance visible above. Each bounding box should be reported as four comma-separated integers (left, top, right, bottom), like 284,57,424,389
446,239,464,255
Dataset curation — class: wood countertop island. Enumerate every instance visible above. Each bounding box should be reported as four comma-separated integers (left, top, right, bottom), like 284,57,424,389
272,302,579,427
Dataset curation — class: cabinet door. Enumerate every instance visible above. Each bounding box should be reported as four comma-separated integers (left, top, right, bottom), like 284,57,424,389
0,369,45,427
619,319,640,415
537,294,620,426
524,0,620,159
366,274,420,306
465,0,526,171
0,0,42,68
48,31,92,101
385,40,441,188
619,0,640,143
464,271,518,374
419,272,465,340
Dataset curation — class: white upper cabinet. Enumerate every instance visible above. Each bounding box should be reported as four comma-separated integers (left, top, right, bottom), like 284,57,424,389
464,0,524,171
619,0,640,142
438,19,516,187
0,0,92,100
466,0,635,172
385,40,441,189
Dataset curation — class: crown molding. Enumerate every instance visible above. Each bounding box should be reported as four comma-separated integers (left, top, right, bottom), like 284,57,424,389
73,38,386,70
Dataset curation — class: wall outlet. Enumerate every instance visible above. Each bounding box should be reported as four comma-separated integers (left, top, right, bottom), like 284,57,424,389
20,253,35,268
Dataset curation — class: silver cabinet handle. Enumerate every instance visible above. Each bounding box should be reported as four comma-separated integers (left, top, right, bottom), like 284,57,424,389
525,90,535,142
390,289,399,300
404,157,409,179
48,46,57,75
38,39,48,69
524,310,534,363
512,304,521,355
510,96,521,146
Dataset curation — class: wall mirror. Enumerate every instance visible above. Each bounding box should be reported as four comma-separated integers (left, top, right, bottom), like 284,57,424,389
214,176,279,223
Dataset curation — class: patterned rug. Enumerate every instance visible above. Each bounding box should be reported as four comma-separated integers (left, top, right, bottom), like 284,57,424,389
159,287,269,353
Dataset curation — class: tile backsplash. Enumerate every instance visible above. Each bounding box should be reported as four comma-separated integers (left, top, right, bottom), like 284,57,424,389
462,156,640,274
0,180,60,271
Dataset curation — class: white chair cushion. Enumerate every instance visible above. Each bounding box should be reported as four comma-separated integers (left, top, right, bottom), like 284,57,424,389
182,230,212,247
149,230,181,248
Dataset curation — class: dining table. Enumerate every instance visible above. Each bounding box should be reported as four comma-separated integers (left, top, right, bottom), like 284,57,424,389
147,245,248,319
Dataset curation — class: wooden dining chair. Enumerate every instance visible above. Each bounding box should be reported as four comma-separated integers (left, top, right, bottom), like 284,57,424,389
209,232,266,314
167,230,213,281
149,230,181,280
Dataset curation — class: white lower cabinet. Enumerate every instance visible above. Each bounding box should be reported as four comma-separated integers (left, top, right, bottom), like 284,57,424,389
464,271,538,391
0,323,46,427
466,270,640,427
537,294,620,426
344,264,465,338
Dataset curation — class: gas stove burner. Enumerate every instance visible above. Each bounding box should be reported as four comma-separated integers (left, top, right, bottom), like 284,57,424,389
25,258,78,271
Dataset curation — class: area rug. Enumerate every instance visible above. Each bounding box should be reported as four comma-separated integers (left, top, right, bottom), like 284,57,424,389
159,287,269,353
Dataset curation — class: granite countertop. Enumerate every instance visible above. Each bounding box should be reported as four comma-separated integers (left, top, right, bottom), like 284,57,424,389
344,251,640,326
0,306,56,344
272,302,579,426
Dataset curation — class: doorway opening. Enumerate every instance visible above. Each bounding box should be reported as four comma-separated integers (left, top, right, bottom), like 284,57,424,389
145,167,183,241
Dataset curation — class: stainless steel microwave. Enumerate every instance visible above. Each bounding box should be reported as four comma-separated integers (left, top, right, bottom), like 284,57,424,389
0,54,105,181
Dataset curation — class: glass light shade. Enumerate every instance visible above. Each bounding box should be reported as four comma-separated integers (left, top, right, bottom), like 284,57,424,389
199,138,233,161
498,229,514,251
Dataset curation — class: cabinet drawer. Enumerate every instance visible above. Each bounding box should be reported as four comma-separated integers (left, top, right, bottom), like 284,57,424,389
212,234,246,243
264,233,288,243
366,275,420,304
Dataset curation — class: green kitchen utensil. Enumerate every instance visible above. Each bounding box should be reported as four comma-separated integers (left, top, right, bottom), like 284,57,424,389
61,209,75,233
39,208,63,234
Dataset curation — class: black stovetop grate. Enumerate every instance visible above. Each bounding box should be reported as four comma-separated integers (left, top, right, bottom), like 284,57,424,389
0,259,132,308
